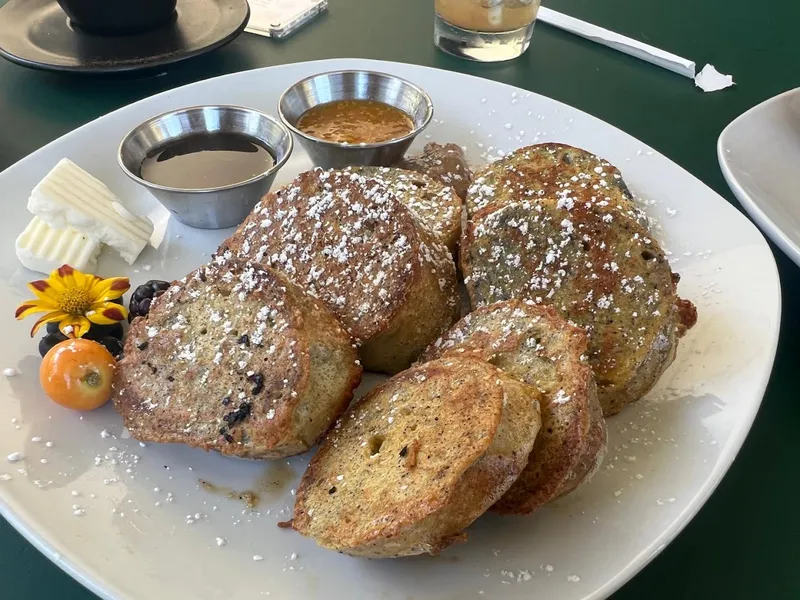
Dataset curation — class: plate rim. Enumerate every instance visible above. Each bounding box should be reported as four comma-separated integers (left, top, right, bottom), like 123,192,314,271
0,57,783,600
717,86,800,267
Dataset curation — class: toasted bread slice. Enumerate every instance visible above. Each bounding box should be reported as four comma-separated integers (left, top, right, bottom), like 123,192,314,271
292,357,541,557
346,166,462,255
113,255,362,459
398,142,474,200
466,143,648,229
462,197,689,416
222,168,460,374
419,300,606,514
558,394,607,496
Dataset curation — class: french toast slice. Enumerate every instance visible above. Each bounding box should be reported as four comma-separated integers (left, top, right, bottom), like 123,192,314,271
346,166,462,255
419,300,606,514
466,143,648,229
292,357,542,557
113,254,362,459
398,142,474,200
462,197,691,416
222,168,460,374
557,394,607,496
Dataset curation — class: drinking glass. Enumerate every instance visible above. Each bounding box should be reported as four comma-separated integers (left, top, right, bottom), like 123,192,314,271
434,0,542,62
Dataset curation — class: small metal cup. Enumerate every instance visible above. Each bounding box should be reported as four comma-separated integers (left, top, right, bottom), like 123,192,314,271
118,105,293,230
278,70,434,169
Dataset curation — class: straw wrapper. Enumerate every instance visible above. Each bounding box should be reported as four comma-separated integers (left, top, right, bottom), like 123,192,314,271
537,7,734,91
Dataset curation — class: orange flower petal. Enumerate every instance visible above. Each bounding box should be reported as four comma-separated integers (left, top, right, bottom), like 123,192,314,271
15,301,54,320
29,311,68,337
89,276,131,303
57,314,91,338
86,303,127,325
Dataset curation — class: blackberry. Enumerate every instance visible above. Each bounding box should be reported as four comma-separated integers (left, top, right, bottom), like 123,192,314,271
37,332,124,359
46,321,124,340
98,336,124,360
39,332,67,357
129,280,171,321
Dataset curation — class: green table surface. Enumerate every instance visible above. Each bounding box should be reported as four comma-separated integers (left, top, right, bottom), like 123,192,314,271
1,0,798,597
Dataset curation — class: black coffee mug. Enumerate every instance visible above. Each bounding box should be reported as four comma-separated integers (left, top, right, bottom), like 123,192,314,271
57,0,178,35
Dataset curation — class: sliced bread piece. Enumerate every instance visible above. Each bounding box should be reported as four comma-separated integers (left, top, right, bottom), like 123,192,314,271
398,142,474,200
461,197,691,416
292,357,542,557
113,254,362,459
419,300,606,514
466,143,648,229
222,168,459,374
557,394,607,497
346,166,462,255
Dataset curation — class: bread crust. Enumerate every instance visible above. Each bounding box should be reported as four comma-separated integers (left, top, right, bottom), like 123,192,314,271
399,142,474,200
113,255,362,459
420,300,607,514
222,168,459,374
292,357,541,557
465,143,647,230
461,194,684,416
346,166,462,255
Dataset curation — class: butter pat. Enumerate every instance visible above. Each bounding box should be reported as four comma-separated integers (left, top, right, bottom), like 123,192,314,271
16,216,102,275
28,159,153,264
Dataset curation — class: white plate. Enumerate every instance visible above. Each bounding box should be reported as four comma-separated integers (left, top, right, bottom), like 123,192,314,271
718,86,800,267
0,59,780,600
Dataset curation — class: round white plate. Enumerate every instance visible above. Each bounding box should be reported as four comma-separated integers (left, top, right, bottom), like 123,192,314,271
718,86,800,268
0,59,780,600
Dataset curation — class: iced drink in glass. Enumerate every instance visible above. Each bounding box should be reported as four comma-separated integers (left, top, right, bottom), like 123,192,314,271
434,0,541,62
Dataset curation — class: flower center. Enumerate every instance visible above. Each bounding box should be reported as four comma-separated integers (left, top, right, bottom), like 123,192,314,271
58,289,92,314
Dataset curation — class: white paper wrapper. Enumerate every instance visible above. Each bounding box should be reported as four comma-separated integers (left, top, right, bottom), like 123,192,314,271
694,64,735,92
537,7,696,78
537,8,736,93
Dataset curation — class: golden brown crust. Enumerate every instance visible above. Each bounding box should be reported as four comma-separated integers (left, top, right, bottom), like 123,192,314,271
465,143,647,228
222,168,459,374
420,300,607,514
596,311,677,416
292,357,540,557
461,194,681,417
113,254,362,459
398,142,474,200
556,385,607,497
345,166,463,255
460,143,696,416
676,296,698,337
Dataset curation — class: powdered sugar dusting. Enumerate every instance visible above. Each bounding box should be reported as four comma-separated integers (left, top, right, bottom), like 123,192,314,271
115,252,348,452
225,168,457,342
463,182,678,397
344,166,462,251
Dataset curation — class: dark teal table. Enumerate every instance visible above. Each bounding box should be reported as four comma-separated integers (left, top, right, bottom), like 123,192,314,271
1,0,798,597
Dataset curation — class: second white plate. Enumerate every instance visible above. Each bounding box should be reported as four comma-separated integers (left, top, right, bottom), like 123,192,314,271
718,86,800,267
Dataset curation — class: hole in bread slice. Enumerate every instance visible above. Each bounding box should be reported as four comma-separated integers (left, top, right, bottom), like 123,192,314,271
368,435,385,456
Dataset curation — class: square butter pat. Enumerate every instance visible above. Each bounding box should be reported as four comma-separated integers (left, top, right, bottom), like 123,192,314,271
27,158,153,265
16,216,102,275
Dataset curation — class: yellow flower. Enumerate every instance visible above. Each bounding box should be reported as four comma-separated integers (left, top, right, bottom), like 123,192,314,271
15,265,130,338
